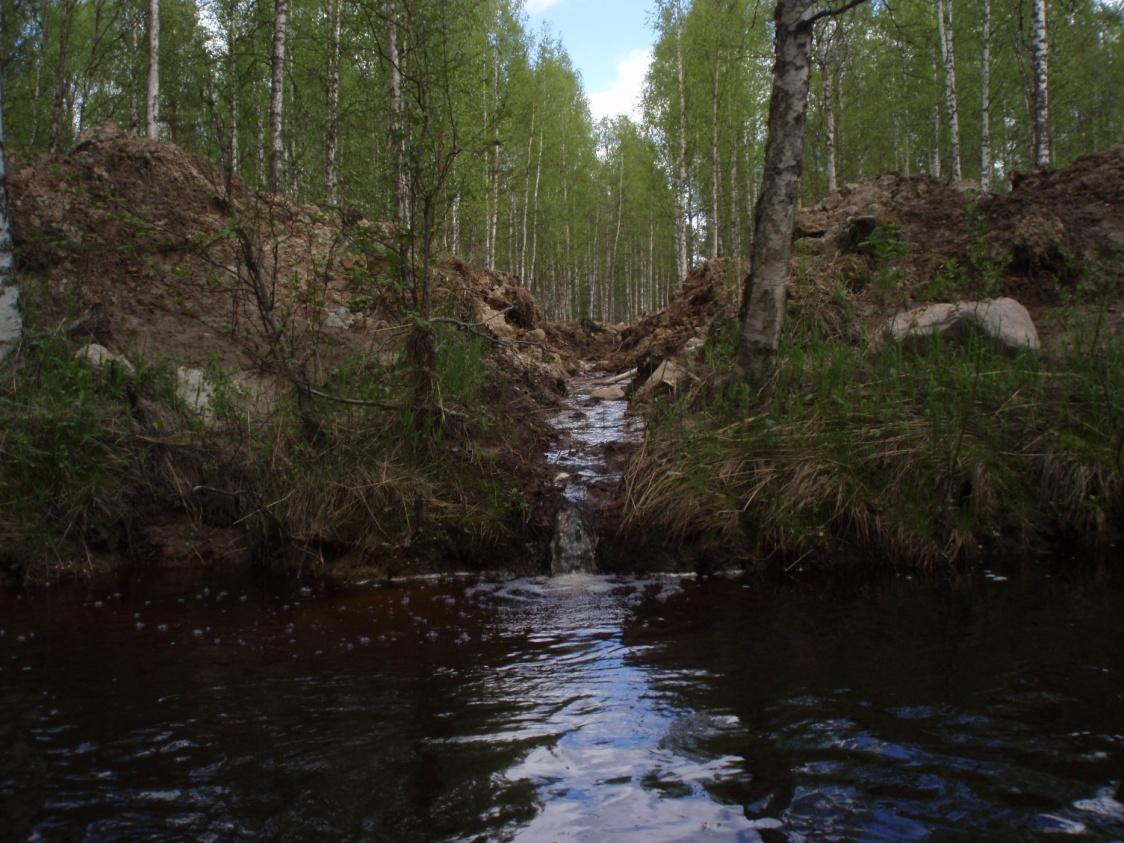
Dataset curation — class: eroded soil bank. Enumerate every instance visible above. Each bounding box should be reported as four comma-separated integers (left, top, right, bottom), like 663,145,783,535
1,134,1122,583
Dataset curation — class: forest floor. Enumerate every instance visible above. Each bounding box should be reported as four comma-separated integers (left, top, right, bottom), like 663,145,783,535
1,132,1121,584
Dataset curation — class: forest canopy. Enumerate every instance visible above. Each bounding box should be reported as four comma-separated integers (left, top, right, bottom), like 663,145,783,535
0,0,1120,322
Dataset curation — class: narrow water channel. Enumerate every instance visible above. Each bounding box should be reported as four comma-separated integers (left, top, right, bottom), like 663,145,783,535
2,566,1122,840
545,374,644,574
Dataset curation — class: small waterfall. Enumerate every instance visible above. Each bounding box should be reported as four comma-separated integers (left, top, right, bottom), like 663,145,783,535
550,506,598,575
545,373,643,576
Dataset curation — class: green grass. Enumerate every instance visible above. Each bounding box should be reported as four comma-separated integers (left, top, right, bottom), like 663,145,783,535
625,311,1124,567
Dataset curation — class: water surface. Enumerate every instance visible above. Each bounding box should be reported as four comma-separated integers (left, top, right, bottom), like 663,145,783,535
1,566,1123,841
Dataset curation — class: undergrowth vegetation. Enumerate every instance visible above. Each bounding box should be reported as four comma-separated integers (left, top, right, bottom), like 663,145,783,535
624,309,1124,568
0,318,541,583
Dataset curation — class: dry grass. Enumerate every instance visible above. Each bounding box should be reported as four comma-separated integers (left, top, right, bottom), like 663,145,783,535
621,316,1124,569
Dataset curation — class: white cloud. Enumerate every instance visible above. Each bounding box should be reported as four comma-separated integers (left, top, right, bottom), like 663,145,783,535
525,0,565,15
588,47,652,123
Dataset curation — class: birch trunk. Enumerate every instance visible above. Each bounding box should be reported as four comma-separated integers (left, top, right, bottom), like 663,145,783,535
0,73,22,362
529,126,544,288
1031,0,1050,167
930,104,942,178
674,4,689,282
387,2,408,226
520,104,535,280
710,57,721,260
146,0,159,139
980,0,991,190
269,0,289,193
325,0,341,204
936,0,962,181
736,0,859,388
823,62,837,193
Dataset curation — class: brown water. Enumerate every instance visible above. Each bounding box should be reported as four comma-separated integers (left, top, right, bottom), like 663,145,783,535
2,566,1123,841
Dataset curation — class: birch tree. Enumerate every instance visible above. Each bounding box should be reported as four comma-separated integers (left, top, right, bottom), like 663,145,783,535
1031,0,1050,167
325,0,341,204
936,0,961,181
736,0,867,390
980,0,991,190
0,69,21,363
269,0,289,193
146,0,159,139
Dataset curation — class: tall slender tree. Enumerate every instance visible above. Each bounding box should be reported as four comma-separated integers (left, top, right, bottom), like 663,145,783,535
736,0,867,390
0,64,21,363
936,0,961,181
1031,0,1050,166
269,0,289,193
146,0,159,139
980,0,991,190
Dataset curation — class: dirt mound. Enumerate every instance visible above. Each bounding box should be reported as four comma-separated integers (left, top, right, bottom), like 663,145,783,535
606,259,741,375
9,126,566,398
795,145,1124,309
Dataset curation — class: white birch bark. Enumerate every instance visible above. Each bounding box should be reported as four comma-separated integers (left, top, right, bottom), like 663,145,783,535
930,104,942,178
529,125,543,287
936,0,962,181
0,73,22,362
1031,0,1050,167
146,0,159,139
710,57,721,260
980,0,991,190
269,0,289,193
387,2,407,226
822,61,837,193
674,3,689,282
326,0,341,204
736,0,866,388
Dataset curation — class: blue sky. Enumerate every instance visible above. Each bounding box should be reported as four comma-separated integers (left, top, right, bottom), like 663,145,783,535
524,0,656,121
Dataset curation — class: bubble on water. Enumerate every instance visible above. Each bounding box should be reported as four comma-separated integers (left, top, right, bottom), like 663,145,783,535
192,629,204,638
93,601,104,609
455,632,470,645
401,596,410,606
358,637,371,646
16,634,26,643
157,624,168,633
218,592,228,601
134,613,141,620
145,600,152,607
300,587,312,597
135,622,145,631
240,595,248,603
427,630,439,641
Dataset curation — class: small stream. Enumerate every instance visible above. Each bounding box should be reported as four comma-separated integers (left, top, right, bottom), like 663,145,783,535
2,567,1123,840
545,374,644,574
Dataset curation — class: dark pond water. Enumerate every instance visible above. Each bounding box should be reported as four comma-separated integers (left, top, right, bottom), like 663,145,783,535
2,565,1123,841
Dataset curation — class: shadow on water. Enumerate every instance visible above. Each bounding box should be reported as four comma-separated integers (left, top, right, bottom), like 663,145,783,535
1,564,1123,840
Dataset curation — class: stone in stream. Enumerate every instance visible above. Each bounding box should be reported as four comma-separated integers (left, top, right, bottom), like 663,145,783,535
590,385,626,401
550,506,598,575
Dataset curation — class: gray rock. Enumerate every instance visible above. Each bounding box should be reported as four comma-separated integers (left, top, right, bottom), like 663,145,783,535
884,297,1040,352
176,367,216,419
75,343,135,374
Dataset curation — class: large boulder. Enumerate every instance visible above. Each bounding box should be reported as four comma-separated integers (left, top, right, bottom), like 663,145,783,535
883,297,1040,352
